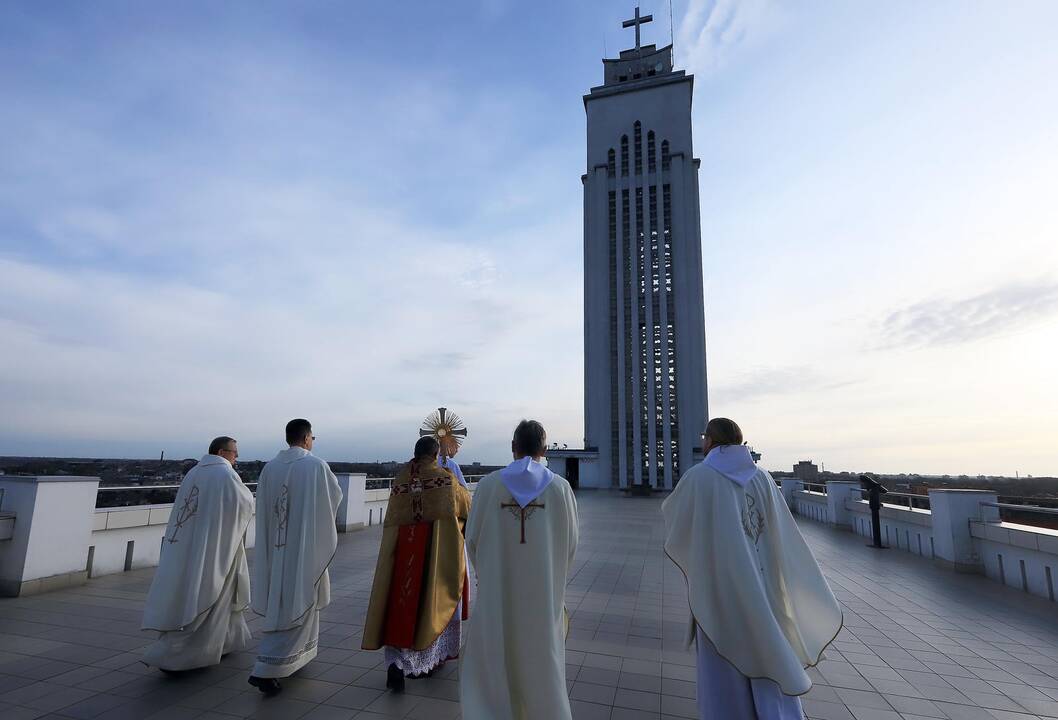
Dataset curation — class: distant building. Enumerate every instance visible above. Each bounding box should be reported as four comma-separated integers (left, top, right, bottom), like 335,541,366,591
793,461,819,482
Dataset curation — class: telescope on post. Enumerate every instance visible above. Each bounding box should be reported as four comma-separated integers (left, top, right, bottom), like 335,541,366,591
859,473,889,549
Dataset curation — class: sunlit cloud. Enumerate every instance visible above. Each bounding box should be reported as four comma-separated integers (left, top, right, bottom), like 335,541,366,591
711,366,860,405
676,0,780,73
879,281,1058,349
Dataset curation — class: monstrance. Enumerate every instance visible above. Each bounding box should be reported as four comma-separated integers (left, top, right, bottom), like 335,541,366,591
419,407,468,462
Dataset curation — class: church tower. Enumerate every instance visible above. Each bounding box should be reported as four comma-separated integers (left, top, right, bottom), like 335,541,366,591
582,9,708,490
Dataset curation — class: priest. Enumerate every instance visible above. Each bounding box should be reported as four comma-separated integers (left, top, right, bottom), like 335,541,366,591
248,419,343,696
460,420,578,720
142,436,254,672
438,447,467,487
662,418,843,719
361,436,471,691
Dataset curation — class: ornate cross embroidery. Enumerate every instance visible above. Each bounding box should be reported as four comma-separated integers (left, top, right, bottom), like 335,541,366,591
742,493,765,546
273,485,290,548
501,500,545,544
391,473,451,523
166,485,199,544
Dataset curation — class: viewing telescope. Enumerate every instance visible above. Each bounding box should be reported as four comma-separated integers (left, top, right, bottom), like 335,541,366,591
859,473,889,549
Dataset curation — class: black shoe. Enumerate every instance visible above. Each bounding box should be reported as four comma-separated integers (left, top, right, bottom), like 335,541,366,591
248,676,282,696
386,663,405,693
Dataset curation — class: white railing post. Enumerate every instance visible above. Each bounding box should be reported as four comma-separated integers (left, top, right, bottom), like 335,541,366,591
826,481,861,530
0,476,100,596
335,473,368,532
782,478,803,509
928,489,999,573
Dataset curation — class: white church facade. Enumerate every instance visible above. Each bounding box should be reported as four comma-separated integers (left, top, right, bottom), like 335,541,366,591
551,11,708,491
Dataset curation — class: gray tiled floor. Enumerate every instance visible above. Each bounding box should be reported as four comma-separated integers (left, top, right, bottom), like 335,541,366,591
1,492,1057,719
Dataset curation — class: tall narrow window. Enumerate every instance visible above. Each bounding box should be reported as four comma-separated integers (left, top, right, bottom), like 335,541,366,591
622,189,633,483
663,182,678,481
648,131,656,173
635,187,646,480
661,140,670,171
608,190,619,485
634,122,643,175
620,135,629,177
607,148,616,178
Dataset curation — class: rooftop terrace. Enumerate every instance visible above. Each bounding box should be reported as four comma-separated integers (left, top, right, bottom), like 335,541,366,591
2,492,1058,720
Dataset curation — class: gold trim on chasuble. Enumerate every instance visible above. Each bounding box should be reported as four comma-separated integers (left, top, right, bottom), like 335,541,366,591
361,461,471,651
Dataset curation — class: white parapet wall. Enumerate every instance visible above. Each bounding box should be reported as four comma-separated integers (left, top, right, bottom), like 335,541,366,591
0,473,480,596
0,476,100,596
970,521,1058,601
89,504,261,578
794,490,829,524
787,480,1057,604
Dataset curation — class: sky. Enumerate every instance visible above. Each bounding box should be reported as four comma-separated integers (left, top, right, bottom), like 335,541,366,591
1,1,1056,476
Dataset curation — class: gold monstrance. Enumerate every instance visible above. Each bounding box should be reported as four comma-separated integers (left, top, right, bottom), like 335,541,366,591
419,407,468,461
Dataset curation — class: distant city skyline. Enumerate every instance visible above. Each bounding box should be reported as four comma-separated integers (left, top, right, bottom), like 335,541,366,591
1,1,1056,476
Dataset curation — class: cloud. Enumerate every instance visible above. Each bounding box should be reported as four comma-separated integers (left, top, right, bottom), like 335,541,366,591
676,0,779,74
0,13,588,463
400,352,473,372
879,281,1058,349
711,365,858,405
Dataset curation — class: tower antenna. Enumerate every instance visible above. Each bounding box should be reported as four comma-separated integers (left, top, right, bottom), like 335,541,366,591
669,0,676,65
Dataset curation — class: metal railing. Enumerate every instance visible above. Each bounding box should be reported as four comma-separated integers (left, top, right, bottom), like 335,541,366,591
856,488,931,511
982,502,1058,518
96,483,257,508
801,482,827,495
96,473,486,509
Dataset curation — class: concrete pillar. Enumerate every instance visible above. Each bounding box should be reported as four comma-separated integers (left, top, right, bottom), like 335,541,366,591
0,476,99,597
928,489,999,573
335,473,368,532
782,478,803,509
826,481,862,530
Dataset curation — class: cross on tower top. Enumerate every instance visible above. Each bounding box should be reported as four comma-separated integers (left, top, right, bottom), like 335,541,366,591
622,6,653,53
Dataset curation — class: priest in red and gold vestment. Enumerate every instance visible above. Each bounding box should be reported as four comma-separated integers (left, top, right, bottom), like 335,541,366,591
362,436,471,692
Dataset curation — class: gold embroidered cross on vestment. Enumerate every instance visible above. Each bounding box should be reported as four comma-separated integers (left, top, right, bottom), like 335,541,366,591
391,471,451,522
273,485,290,548
501,500,545,544
166,485,200,544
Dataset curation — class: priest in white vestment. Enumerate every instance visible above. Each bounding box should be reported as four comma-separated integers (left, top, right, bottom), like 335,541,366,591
460,420,578,720
663,418,843,720
142,436,254,672
439,451,467,487
248,419,343,696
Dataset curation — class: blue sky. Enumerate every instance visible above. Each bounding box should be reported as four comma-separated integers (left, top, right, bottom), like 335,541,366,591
1,1,1056,476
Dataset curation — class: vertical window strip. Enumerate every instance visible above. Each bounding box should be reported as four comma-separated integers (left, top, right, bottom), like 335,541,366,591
662,182,678,479
608,191,619,485
634,121,643,175
622,189,633,485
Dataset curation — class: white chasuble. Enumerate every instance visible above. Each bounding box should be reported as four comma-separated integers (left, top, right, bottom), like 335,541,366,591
662,446,842,698
142,454,254,671
460,459,578,720
251,447,342,678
